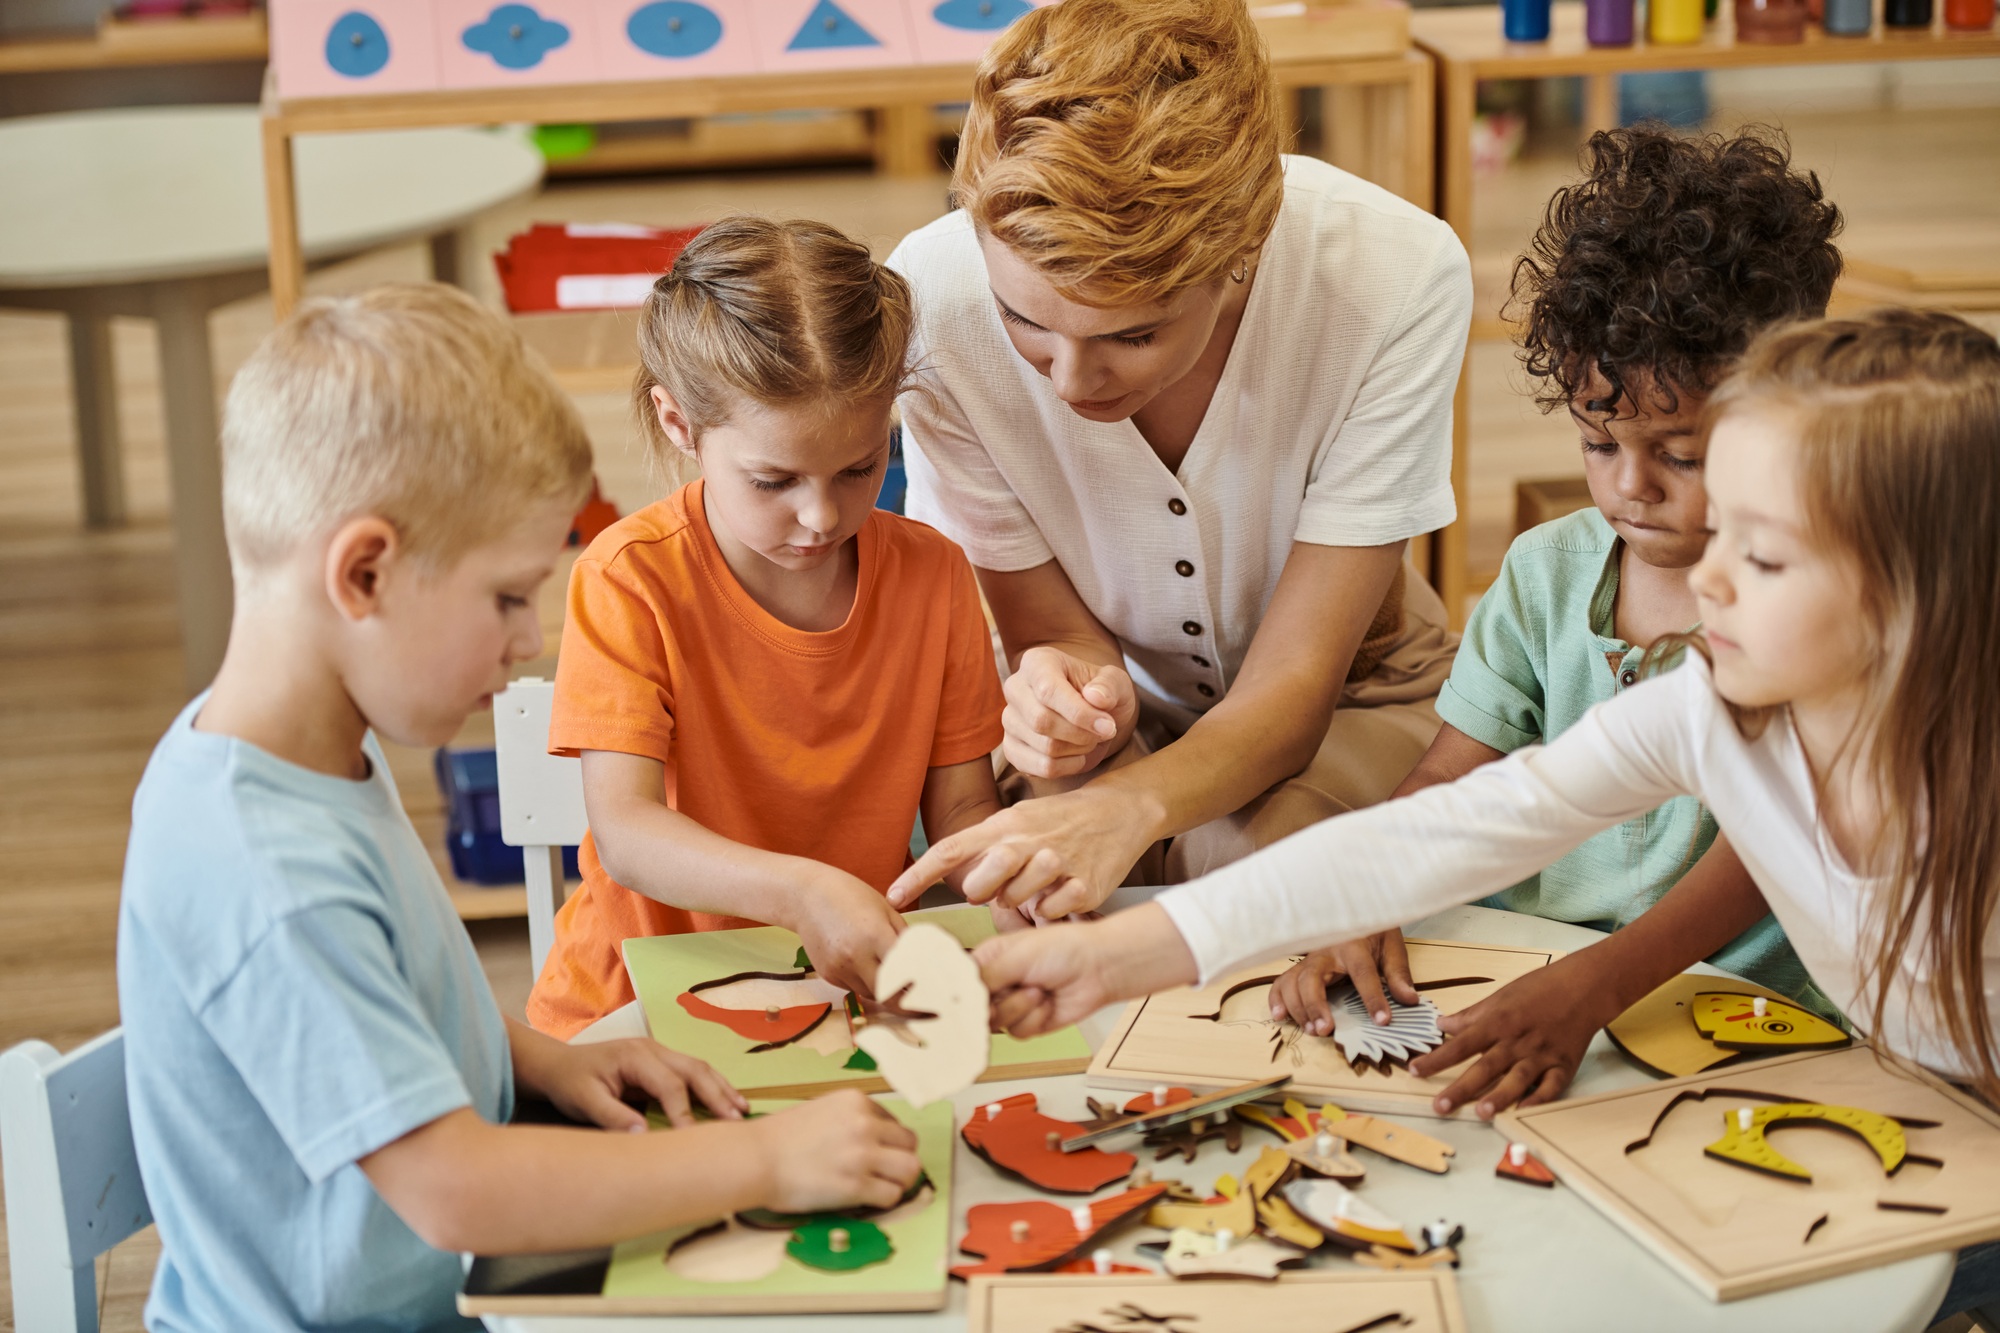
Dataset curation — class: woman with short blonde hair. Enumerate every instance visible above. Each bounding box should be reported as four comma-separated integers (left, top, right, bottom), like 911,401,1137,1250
888,0,1470,998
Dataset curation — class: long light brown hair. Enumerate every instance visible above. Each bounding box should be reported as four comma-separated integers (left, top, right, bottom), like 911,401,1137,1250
1705,308,2000,1100
632,216,916,468
951,0,1284,308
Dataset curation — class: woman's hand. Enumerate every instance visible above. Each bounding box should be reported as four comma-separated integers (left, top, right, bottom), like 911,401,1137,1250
974,903,1199,1038
1002,646,1138,780
531,1037,748,1131
791,870,906,999
887,783,1160,919
1269,931,1420,1033
1408,955,1619,1118
748,1091,924,1215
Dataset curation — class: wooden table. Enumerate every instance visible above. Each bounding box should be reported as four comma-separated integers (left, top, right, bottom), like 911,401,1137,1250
0,106,543,690
1411,2,2000,621
488,905,1953,1333
260,42,1433,321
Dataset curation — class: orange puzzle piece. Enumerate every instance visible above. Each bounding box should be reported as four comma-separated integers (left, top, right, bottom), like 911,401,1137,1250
962,1093,1137,1195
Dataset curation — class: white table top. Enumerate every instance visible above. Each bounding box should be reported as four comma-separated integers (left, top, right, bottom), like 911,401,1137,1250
0,105,544,289
505,905,1952,1333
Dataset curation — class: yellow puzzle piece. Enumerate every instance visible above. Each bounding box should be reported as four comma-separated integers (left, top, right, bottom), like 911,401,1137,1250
1690,993,1850,1052
1703,1102,1908,1181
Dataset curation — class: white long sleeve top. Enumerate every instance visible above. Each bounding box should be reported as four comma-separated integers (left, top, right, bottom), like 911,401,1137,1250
1157,655,2000,1082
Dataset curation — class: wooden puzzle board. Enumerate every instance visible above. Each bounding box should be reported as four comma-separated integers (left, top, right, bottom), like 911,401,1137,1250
965,1269,1467,1333
1086,939,1560,1118
460,1098,953,1316
625,906,1091,1099
1496,1045,2000,1301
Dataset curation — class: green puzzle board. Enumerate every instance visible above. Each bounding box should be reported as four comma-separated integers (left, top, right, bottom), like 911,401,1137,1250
601,1098,953,1311
623,905,1091,1098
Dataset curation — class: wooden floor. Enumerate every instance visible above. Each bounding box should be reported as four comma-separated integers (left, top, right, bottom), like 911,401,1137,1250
0,108,1994,1331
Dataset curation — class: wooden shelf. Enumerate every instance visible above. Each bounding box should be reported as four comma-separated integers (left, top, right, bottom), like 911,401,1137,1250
451,884,529,922
0,16,266,74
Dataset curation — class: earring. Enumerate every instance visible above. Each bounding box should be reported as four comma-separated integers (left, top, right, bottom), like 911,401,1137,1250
1231,259,1248,284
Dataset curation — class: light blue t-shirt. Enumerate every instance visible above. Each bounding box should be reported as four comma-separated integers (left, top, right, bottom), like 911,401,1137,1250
117,697,513,1333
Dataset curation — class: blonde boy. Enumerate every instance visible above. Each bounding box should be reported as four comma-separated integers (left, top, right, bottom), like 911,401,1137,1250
116,285,918,1333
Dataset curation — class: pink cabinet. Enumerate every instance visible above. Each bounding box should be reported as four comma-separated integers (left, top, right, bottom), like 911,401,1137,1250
271,0,442,98
435,0,604,88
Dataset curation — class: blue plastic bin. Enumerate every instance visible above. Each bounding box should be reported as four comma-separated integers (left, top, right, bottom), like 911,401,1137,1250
434,747,580,886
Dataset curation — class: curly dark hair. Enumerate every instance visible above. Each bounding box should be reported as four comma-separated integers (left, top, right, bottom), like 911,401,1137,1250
1509,124,1843,417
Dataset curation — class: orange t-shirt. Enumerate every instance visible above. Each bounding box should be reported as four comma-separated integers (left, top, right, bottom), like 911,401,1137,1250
525,481,1005,1037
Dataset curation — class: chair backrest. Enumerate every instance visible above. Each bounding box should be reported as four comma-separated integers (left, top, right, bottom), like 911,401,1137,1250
1,1029,152,1333
493,677,587,977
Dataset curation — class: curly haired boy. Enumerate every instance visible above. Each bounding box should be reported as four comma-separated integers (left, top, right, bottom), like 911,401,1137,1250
1269,126,1845,1117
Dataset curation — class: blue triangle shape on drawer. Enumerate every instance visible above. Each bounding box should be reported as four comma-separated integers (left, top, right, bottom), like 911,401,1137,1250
787,0,882,49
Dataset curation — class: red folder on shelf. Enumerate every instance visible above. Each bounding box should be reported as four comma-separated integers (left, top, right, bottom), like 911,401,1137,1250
494,223,705,313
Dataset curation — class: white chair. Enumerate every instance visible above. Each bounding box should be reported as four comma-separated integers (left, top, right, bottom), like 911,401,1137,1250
493,677,588,980
1,1029,152,1333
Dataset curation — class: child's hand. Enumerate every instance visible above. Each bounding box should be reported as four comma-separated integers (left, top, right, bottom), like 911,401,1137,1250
975,903,1197,1038
1408,957,1612,1118
749,1090,922,1215
1268,930,1420,1034
793,870,905,999
541,1038,749,1131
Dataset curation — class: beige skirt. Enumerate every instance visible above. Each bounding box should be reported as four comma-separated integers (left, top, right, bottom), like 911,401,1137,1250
1000,564,1458,897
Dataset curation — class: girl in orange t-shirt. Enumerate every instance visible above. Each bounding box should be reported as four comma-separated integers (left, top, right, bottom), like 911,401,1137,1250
527,217,1008,1038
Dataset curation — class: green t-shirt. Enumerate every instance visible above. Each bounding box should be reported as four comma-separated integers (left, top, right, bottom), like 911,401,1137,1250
1436,508,1833,1016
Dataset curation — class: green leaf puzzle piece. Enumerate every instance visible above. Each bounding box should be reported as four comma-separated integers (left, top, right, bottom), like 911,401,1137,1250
794,946,812,969
787,1217,892,1271
844,1047,877,1071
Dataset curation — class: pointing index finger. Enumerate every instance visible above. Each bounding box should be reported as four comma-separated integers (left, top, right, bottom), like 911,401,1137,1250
886,824,1006,907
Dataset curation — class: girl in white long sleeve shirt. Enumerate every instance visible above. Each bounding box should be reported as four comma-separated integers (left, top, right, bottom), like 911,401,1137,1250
974,305,2000,1324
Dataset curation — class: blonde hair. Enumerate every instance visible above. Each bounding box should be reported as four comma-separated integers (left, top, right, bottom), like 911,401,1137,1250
633,215,915,468
952,0,1284,309
222,283,593,576
1704,308,2000,1102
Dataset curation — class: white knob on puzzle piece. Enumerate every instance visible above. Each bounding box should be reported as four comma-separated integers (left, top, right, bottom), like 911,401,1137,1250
1011,1220,1030,1243
1509,1142,1528,1167
829,1228,850,1254
1152,1084,1170,1106
1753,997,1768,1017
1214,1228,1234,1252
1072,1205,1093,1233
1738,1107,1755,1131
1092,1248,1113,1274
1316,1131,1336,1158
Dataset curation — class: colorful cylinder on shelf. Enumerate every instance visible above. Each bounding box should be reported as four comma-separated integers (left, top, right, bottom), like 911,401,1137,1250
1883,0,1932,24
1502,0,1553,40
1822,0,1872,30
1944,0,1994,28
1649,0,1707,41
1586,0,1636,43
1736,0,1807,39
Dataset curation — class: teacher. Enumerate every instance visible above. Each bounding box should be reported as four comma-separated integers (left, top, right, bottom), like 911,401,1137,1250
886,0,1471,928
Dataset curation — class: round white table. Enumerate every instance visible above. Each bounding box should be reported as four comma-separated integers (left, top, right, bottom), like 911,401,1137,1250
519,906,1953,1333
0,106,545,689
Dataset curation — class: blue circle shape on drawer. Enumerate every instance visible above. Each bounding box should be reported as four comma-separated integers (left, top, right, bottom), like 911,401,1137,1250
462,3,572,69
626,1,723,58
325,10,391,77
932,0,1032,30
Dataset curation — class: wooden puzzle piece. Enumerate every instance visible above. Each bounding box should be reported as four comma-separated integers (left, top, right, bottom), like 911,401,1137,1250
1354,1244,1459,1272
1285,1129,1368,1184
1701,1101,1909,1181
736,1175,933,1230
1328,984,1445,1071
1495,1142,1556,1187
962,1094,1136,1194
1142,1113,1241,1163
1147,1227,1310,1280
951,1184,1168,1278
1062,1076,1288,1152
1604,973,1807,1077
1282,1178,1419,1253
677,969,849,1051
787,1217,893,1272
677,989,831,1051
1145,1173,1256,1238
854,923,989,1107
1691,993,1852,1054
1319,1105,1455,1174
1239,1147,1324,1250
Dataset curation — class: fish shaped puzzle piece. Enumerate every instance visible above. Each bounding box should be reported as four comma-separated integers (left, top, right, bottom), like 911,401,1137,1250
1702,1102,1908,1181
962,1093,1136,1194
676,980,831,1051
1281,1178,1419,1253
951,1184,1167,1278
1691,993,1851,1053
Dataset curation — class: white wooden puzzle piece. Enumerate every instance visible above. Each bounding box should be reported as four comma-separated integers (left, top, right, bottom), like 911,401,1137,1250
854,923,988,1107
